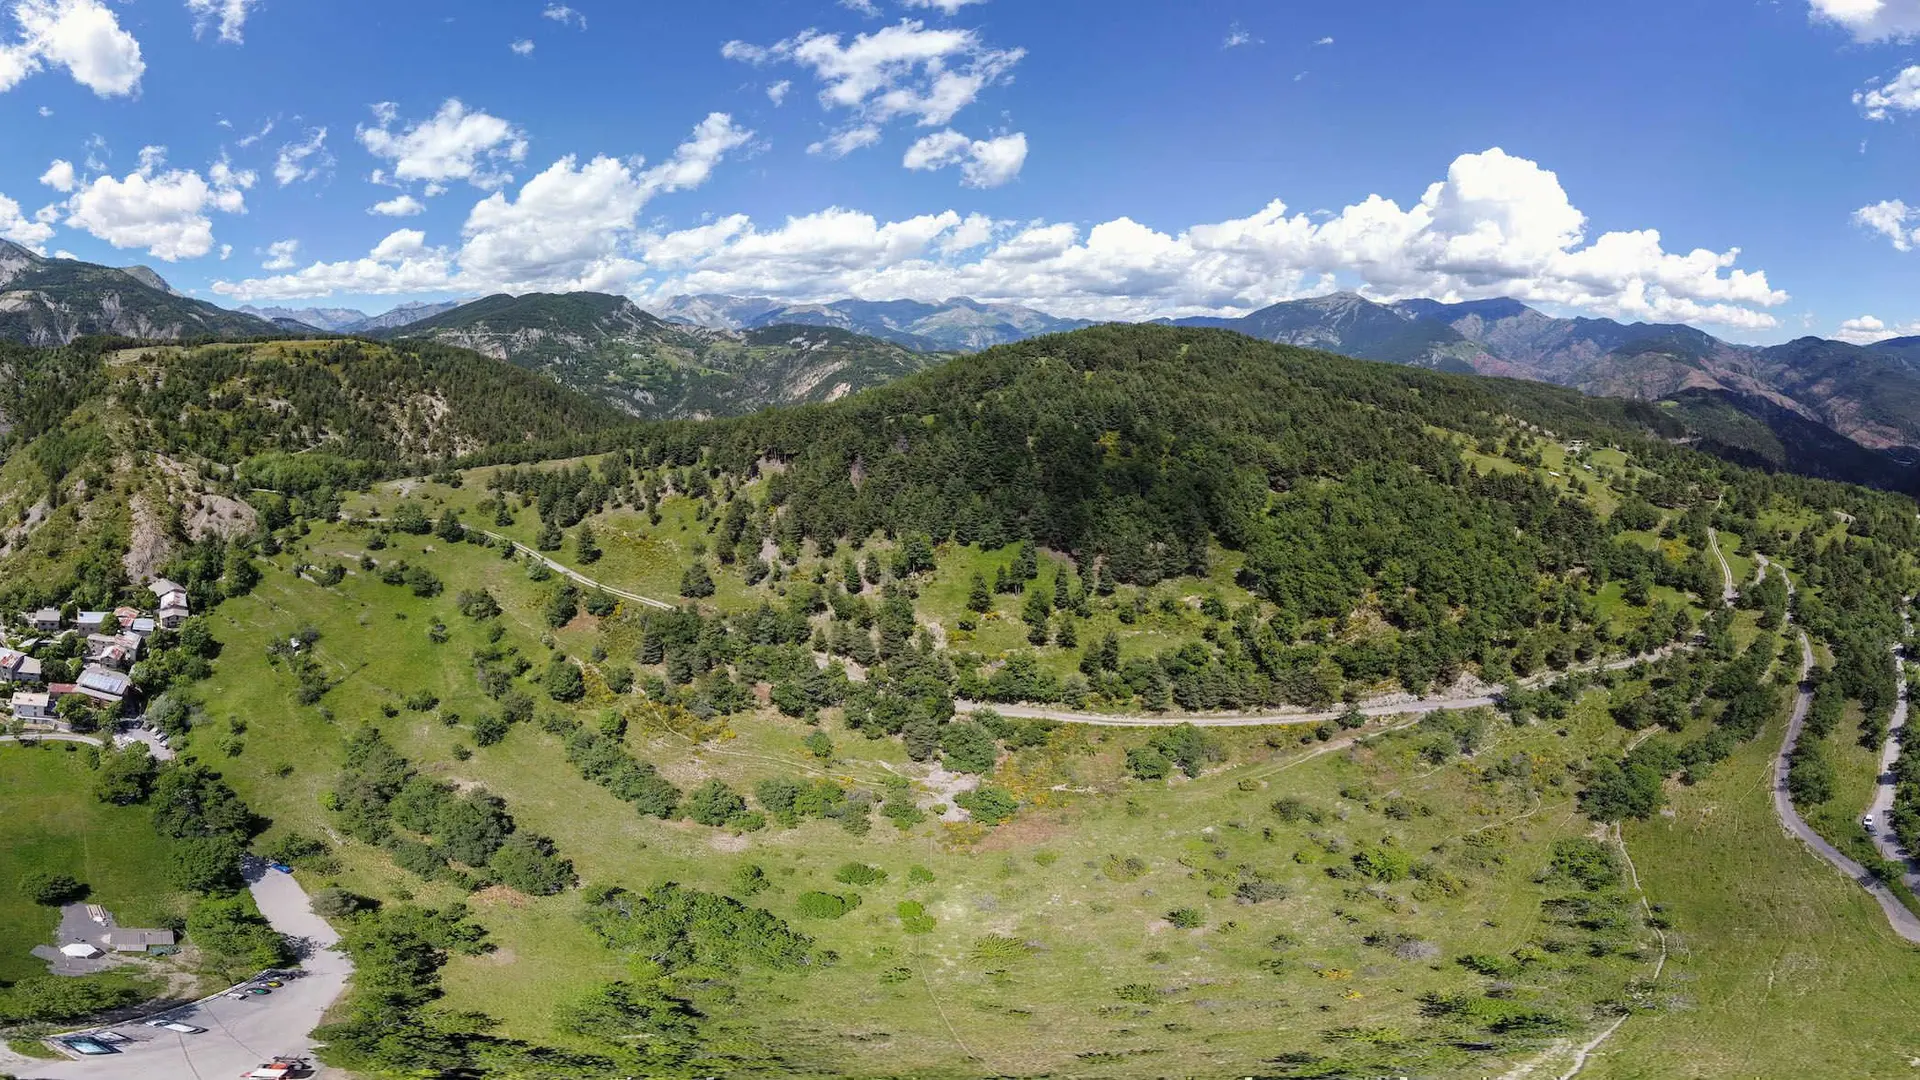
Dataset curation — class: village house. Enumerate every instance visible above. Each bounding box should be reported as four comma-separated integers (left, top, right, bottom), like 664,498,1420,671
102,928,176,953
113,606,141,630
9,691,52,721
75,611,108,634
0,648,41,684
84,633,141,671
72,665,130,708
129,617,156,638
28,608,60,633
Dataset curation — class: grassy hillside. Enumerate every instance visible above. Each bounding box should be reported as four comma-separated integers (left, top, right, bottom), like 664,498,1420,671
0,336,630,610
0,745,185,982
2,323,1917,1076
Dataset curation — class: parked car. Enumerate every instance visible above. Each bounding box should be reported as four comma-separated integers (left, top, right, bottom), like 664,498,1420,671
259,978,285,987
62,1037,118,1055
146,1019,205,1033
90,1031,130,1043
1866,814,1877,831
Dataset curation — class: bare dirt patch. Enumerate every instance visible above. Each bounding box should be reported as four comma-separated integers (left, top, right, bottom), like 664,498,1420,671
471,885,530,910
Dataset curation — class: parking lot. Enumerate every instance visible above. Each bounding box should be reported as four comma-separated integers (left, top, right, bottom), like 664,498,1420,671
8,864,351,1080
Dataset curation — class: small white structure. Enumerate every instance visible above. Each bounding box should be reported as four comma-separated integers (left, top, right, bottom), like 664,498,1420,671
59,942,102,959
11,690,52,720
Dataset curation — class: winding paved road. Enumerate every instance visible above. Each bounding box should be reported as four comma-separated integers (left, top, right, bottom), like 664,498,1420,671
1866,602,1918,892
1770,628,1920,943
958,648,1679,729
6,863,352,1080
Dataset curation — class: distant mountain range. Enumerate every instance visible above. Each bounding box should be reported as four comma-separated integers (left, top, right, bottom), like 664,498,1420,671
656,294,1097,352
238,300,468,335
3,243,1917,488
0,240,278,345
380,291,943,420
1166,294,1920,470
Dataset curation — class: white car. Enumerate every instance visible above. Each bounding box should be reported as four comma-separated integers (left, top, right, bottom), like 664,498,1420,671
1865,815,1876,832
144,1020,204,1034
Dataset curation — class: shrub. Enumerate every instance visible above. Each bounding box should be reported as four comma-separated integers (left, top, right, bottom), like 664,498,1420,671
896,900,936,934
1234,877,1290,904
311,887,373,919
1269,796,1323,824
18,871,86,906
968,934,1035,966
1166,907,1204,929
796,891,860,919
686,780,749,827
544,659,586,703
955,785,1019,825
833,862,888,886
489,834,576,896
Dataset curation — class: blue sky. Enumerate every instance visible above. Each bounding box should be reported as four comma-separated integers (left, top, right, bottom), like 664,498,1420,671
6,0,1920,342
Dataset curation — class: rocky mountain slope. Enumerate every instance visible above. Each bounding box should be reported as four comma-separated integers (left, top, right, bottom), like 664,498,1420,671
0,241,279,345
389,292,944,419
238,300,466,334
657,293,1096,351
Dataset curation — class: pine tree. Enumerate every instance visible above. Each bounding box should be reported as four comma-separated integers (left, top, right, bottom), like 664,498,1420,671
575,522,602,565
535,519,563,551
967,573,993,614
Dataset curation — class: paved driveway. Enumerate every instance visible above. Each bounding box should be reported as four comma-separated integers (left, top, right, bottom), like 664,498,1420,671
8,864,352,1080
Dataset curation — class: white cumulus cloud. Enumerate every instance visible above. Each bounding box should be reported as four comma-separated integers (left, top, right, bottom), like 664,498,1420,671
49,148,255,261
767,79,791,105
808,124,882,158
185,0,263,44
214,113,752,300
368,194,425,217
0,0,144,97
38,158,75,192
213,145,1783,331
357,99,528,191
1853,198,1920,250
900,0,989,12
724,19,1023,129
0,189,55,250
274,126,330,186
902,129,1027,187
630,147,1787,329
1834,314,1920,344
510,38,534,56
262,238,298,270
541,3,584,29
1855,65,1920,118
898,0,990,12
1810,0,1920,40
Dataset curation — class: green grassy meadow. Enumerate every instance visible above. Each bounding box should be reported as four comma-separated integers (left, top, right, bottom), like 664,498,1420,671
0,744,185,981
177,517,1678,1077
